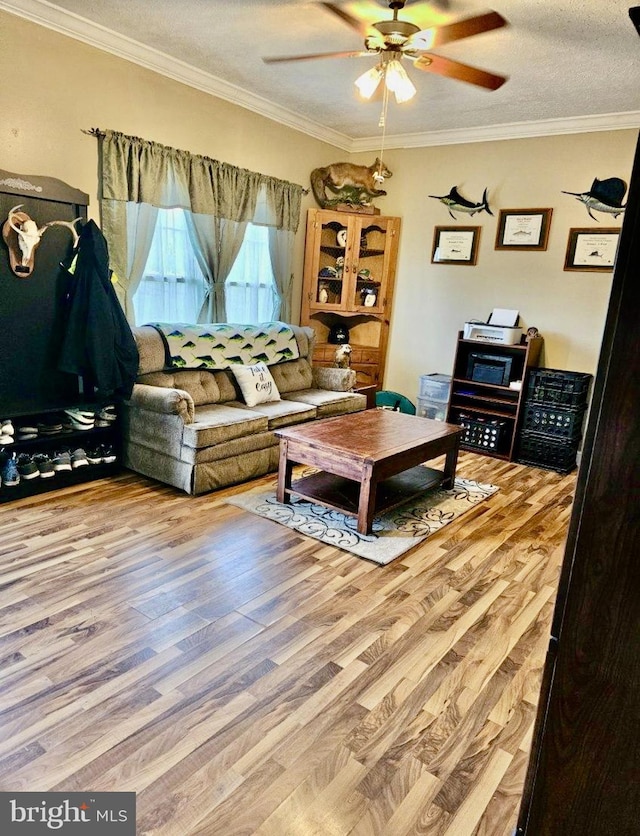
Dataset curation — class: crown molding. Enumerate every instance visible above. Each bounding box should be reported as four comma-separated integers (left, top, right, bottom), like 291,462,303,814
350,110,640,152
3,0,639,154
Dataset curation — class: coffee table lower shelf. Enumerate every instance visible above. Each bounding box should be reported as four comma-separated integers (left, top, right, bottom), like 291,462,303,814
285,465,444,522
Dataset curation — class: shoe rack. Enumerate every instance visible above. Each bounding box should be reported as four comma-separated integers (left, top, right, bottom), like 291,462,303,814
0,169,120,502
0,404,121,503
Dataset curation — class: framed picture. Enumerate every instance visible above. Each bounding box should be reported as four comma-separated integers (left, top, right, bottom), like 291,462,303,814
564,227,620,272
495,208,553,251
431,226,480,265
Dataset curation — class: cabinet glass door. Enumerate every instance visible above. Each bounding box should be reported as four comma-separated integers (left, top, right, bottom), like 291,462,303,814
351,218,394,313
310,215,351,310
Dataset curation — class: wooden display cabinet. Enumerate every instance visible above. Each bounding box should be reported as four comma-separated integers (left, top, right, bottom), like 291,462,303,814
300,208,401,389
446,332,543,461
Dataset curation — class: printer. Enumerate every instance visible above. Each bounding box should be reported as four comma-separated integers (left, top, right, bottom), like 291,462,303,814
463,308,524,345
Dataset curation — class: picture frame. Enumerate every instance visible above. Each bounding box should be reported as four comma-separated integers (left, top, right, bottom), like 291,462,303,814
495,208,553,251
564,227,620,272
431,226,480,265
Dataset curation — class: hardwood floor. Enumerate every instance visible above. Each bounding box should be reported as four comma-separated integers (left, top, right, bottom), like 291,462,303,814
0,452,576,835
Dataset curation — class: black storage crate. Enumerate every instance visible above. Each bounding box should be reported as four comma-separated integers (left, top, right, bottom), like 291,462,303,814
527,368,592,407
459,413,506,452
517,430,578,473
521,403,586,440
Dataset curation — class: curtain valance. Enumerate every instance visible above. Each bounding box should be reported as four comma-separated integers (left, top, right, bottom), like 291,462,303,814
99,130,304,232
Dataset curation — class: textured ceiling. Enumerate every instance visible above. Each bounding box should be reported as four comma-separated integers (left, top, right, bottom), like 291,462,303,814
5,0,640,146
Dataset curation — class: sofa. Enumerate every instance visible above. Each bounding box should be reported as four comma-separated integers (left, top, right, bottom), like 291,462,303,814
121,322,367,494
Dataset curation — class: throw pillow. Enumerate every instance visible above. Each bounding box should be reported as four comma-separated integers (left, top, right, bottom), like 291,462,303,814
232,362,281,407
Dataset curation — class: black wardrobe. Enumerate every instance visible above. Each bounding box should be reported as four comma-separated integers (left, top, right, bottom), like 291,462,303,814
0,169,123,500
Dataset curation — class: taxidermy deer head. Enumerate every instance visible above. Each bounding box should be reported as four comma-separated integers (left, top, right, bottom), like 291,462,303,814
1,204,81,277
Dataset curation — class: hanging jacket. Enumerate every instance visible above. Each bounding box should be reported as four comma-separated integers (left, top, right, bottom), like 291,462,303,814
58,220,139,400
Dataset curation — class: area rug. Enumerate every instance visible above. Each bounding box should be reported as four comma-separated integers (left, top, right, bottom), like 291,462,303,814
227,477,498,565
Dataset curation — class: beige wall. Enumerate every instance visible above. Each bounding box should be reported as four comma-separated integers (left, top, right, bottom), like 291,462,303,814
2,11,637,400
352,129,637,399
0,11,336,323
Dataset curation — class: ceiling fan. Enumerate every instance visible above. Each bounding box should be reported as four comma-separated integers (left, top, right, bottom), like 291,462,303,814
262,1,508,101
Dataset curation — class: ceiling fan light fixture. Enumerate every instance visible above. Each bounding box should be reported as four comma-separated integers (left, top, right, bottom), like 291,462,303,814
354,64,384,99
384,59,417,103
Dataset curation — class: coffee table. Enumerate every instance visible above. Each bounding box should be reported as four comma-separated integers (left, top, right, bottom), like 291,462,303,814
275,410,462,535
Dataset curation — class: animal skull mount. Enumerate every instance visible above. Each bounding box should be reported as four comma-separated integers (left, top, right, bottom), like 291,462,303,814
2,204,82,277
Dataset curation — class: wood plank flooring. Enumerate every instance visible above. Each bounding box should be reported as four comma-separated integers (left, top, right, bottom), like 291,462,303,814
0,453,576,835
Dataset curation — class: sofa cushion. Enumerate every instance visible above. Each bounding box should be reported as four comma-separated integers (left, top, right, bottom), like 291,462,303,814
270,357,314,394
227,398,316,430
281,389,367,418
231,362,281,407
137,370,221,405
183,404,268,448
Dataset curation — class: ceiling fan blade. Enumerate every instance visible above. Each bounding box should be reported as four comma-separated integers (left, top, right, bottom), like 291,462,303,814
414,53,507,90
263,50,369,64
319,2,371,37
407,10,507,51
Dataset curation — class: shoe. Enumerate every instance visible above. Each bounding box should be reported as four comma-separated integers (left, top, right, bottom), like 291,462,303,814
52,450,72,472
37,422,63,436
16,453,39,480
1,420,14,436
0,434,14,445
17,433,38,441
86,448,103,465
94,419,110,428
98,406,117,422
70,421,94,431
64,408,94,425
1,455,20,486
17,425,38,435
101,445,117,464
33,453,55,478
70,448,89,468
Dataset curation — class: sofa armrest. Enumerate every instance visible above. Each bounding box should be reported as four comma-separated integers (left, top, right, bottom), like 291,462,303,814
312,366,357,392
125,383,195,423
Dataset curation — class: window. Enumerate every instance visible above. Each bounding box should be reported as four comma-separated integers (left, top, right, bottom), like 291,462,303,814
133,213,278,325
225,224,278,323
133,208,207,325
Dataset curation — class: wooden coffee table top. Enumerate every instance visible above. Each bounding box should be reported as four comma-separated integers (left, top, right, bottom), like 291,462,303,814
275,409,461,463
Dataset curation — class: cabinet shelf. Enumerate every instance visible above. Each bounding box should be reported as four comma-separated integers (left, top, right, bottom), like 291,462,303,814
451,402,517,420
447,332,543,461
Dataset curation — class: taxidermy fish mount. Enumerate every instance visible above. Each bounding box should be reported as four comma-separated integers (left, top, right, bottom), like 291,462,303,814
428,186,493,219
562,177,627,221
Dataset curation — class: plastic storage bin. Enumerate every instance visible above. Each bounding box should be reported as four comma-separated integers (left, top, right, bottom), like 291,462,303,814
416,397,447,421
527,368,591,407
459,413,506,451
517,431,578,473
521,403,586,440
418,373,452,402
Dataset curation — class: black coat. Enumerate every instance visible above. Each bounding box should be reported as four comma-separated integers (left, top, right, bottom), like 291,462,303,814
58,220,139,400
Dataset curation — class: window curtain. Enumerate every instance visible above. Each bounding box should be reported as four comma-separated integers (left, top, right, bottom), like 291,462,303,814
268,227,295,322
97,129,304,322
184,214,249,323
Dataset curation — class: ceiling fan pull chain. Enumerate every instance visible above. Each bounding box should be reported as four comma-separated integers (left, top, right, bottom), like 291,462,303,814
376,82,390,183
